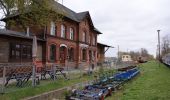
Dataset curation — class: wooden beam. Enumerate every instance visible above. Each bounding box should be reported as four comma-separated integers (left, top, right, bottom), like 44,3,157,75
104,47,110,53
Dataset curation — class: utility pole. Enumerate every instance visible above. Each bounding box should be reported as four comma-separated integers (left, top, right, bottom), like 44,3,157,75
116,45,120,69
117,45,120,61
157,30,161,67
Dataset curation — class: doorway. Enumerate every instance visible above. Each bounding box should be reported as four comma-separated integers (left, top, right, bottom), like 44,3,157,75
60,46,67,64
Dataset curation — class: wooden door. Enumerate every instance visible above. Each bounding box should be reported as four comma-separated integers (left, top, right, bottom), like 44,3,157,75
60,47,66,64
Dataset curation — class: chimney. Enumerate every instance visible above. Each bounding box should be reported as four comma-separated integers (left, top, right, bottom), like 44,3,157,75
26,27,30,37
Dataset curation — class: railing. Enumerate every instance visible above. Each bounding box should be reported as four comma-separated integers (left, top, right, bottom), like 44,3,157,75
0,63,33,93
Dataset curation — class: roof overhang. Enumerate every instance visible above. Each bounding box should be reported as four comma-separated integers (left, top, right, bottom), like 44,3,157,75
97,43,114,48
0,29,46,41
97,43,114,53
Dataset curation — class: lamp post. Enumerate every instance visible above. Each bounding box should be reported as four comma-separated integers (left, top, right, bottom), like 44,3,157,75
157,30,161,67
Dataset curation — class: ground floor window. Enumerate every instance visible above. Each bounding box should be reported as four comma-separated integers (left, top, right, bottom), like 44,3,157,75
68,48,74,61
50,44,56,62
89,50,92,61
10,43,32,61
82,49,87,61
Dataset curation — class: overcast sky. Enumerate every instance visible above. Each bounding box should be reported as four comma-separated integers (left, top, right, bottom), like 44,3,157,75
58,0,170,57
0,0,169,57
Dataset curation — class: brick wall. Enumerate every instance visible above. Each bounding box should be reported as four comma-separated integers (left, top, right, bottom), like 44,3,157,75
5,16,98,68
0,38,9,63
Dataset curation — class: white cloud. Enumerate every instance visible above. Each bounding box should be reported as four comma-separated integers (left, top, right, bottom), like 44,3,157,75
1,0,169,57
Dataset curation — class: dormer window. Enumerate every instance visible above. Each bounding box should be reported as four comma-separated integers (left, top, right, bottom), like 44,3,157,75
70,28,74,40
50,21,56,36
61,24,66,38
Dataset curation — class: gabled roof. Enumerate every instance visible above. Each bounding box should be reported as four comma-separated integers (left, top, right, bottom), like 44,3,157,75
1,1,102,34
94,27,102,34
76,11,89,21
52,2,80,22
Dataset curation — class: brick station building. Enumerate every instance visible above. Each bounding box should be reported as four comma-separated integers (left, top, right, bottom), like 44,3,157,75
0,2,111,69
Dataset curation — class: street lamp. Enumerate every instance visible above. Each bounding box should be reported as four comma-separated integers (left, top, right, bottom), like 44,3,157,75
157,30,161,67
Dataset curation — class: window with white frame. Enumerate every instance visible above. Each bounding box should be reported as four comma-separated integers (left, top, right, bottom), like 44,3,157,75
50,21,56,36
70,28,74,40
61,24,66,38
93,35,96,45
82,31,86,42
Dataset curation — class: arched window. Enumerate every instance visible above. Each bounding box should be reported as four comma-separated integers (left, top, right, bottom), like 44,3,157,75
68,48,74,61
82,49,86,61
50,21,56,36
82,31,86,42
70,28,74,40
61,24,66,38
49,44,56,62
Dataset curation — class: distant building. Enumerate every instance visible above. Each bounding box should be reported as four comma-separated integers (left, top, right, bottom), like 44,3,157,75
122,55,132,62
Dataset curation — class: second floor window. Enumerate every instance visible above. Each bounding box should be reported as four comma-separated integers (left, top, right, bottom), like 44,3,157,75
82,31,86,42
89,36,91,44
70,28,74,40
93,35,96,45
61,24,66,38
50,21,56,36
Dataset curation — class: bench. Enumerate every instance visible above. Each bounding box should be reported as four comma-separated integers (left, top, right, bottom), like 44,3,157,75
40,65,67,80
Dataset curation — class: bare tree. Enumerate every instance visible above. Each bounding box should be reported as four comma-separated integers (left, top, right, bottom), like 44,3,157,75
140,48,149,57
161,34,170,56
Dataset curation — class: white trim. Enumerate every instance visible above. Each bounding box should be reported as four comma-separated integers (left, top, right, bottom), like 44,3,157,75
50,21,55,36
79,44,89,48
61,24,66,38
26,27,30,37
60,44,68,48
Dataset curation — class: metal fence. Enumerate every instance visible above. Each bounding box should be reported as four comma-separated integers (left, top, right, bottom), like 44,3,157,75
0,60,137,94
0,62,101,94
0,63,33,93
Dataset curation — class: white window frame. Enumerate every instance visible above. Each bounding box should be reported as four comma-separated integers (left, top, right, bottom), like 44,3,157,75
61,24,66,38
82,32,86,42
93,35,96,45
70,28,74,40
50,21,56,36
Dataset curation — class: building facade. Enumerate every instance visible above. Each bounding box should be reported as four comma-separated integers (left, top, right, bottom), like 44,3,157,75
0,2,106,69
122,55,132,62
